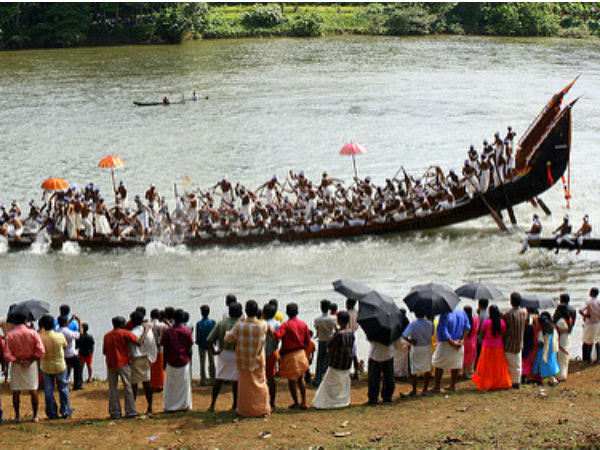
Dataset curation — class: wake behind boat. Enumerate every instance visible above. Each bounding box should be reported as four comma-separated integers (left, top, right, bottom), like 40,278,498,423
3,81,578,252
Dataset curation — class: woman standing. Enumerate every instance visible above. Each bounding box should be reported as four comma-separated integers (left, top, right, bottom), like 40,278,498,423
462,306,480,379
472,305,512,390
533,312,560,385
554,304,572,382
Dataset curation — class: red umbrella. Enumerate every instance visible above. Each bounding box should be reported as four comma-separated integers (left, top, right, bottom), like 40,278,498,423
41,177,68,191
340,142,367,179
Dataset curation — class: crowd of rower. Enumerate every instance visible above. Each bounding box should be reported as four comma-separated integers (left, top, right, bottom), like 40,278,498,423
0,127,518,242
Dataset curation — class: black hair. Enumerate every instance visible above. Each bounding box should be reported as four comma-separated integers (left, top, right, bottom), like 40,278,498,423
150,308,160,320
39,314,55,331
182,311,190,323
59,304,71,316
263,303,276,320
135,306,146,317
559,293,570,304
320,299,331,313
268,298,279,308
346,298,357,310
164,307,175,320
489,305,502,337
510,292,521,308
540,311,554,335
229,302,243,319
286,302,299,318
130,311,144,327
201,305,210,317
478,298,489,310
464,305,474,336
226,293,237,305
554,304,573,333
112,316,126,328
245,300,259,318
8,311,27,325
337,310,350,327
591,287,599,298
329,303,338,313
57,315,69,327
174,309,186,324
82,322,89,333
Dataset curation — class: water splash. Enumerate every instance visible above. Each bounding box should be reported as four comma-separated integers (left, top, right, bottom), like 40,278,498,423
145,241,190,256
29,232,50,255
0,237,7,254
61,241,81,255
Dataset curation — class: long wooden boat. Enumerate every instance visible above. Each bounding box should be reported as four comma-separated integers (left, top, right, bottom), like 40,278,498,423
529,238,600,252
133,99,186,107
7,82,577,252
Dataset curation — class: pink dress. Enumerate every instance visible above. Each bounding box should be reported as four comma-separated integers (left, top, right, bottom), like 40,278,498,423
463,316,480,368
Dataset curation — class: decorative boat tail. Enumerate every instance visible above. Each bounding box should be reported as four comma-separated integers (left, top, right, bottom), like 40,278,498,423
8,81,577,252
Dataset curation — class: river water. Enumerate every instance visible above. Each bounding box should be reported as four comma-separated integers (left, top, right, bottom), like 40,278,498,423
1,36,599,377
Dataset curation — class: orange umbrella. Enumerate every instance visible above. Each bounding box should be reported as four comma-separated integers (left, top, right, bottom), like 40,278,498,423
98,155,125,202
41,177,68,191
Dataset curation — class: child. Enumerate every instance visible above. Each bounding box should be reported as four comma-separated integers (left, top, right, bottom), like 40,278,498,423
77,323,95,382
329,303,338,316
533,312,560,385
402,312,434,396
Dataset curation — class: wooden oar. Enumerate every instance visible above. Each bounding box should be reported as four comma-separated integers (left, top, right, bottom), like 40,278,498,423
536,197,552,216
467,178,507,232
496,166,517,226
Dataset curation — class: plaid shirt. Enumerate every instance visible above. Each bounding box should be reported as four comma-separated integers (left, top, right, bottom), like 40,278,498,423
225,318,267,371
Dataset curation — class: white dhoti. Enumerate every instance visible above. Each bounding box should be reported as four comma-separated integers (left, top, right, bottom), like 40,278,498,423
131,356,151,384
582,322,600,345
393,343,410,377
432,341,464,370
10,362,39,391
521,233,541,252
215,349,238,381
95,213,111,235
410,345,432,375
163,363,192,412
479,170,490,192
311,367,351,409
504,351,521,385
81,217,93,237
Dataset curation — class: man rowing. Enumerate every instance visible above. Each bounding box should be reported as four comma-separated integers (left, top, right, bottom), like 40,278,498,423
520,214,542,254
574,215,592,254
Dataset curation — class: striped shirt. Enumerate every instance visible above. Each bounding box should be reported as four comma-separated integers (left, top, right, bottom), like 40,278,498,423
502,307,528,353
327,328,355,370
225,318,267,371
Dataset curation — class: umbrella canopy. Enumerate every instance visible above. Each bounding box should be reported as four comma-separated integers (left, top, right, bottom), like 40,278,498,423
332,279,371,300
358,290,405,346
455,282,503,301
98,155,125,169
41,177,68,191
339,142,367,179
403,282,461,316
520,294,556,310
9,299,50,321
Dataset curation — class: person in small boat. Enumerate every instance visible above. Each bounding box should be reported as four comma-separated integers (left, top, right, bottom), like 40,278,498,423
191,90,198,101
162,96,170,105
553,214,572,253
520,214,542,254
574,215,592,254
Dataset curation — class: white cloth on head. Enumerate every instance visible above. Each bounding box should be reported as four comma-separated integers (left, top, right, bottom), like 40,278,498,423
504,351,521,385
311,367,351,409
409,345,432,375
163,363,192,412
215,349,238,381
432,341,464,370
10,362,38,391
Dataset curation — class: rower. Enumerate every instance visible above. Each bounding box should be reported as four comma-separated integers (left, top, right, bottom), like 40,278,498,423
467,145,479,170
574,215,592,254
552,214,572,254
9,200,21,217
116,181,128,207
145,184,159,210
505,125,516,144
520,214,542,254
213,176,234,209
162,96,170,105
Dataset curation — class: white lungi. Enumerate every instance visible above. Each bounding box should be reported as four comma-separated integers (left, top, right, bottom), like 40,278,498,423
432,341,464,370
311,367,351,410
10,362,39,391
131,356,151,384
504,351,522,385
410,345,432,375
216,349,238,381
164,363,192,412
393,343,410,377
582,322,600,345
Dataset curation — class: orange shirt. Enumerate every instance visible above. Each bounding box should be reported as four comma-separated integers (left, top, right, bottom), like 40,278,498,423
103,328,137,370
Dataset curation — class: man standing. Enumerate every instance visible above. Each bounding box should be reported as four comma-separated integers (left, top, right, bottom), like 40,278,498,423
3,311,45,423
161,309,194,412
195,305,216,386
271,303,311,409
38,314,74,419
129,311,156,414
579,287,600,362
207,302,241,412
103,316,145,419
432,308,470,393
346,298,361,379
262,303,280,409
224,300,270,417
502,292,528,389
149,309,168,392
313,299,337,386
57,314,83,391
367,336,396,405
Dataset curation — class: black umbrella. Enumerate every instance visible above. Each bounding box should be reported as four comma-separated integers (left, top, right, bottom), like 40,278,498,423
358,290,404,346
520,294,556,310
455,282,503,301
403,282,461,316
9,299,50,321
332,279,371,300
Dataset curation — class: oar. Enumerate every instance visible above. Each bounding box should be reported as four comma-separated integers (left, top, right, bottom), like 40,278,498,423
467,178,507,232
496,166,517,226
535,197,552,216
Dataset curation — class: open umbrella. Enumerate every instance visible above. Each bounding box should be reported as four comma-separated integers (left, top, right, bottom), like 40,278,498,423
41,177,68,191
520,294,556,310
455,282,503,301
8,299,50,321
403,282,461,316
98,155,125,203
332,278,371,300
340,142,366,179
358,290,404,346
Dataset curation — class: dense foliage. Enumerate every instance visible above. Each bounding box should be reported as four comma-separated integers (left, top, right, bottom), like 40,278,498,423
1,2,599,49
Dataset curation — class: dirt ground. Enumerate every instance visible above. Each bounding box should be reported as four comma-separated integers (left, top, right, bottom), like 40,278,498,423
2,362,600,450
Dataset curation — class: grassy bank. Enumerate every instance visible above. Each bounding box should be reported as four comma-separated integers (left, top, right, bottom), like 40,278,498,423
1,3,599,50
3,361,600,449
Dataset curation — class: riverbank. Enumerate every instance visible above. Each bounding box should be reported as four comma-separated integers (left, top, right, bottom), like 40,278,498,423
3,360,600,450
1,3,599,50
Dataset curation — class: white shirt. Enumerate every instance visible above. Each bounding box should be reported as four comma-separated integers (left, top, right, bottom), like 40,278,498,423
58,327,80,358
314,313,337,342
130,324,157,363
369,341,395,362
